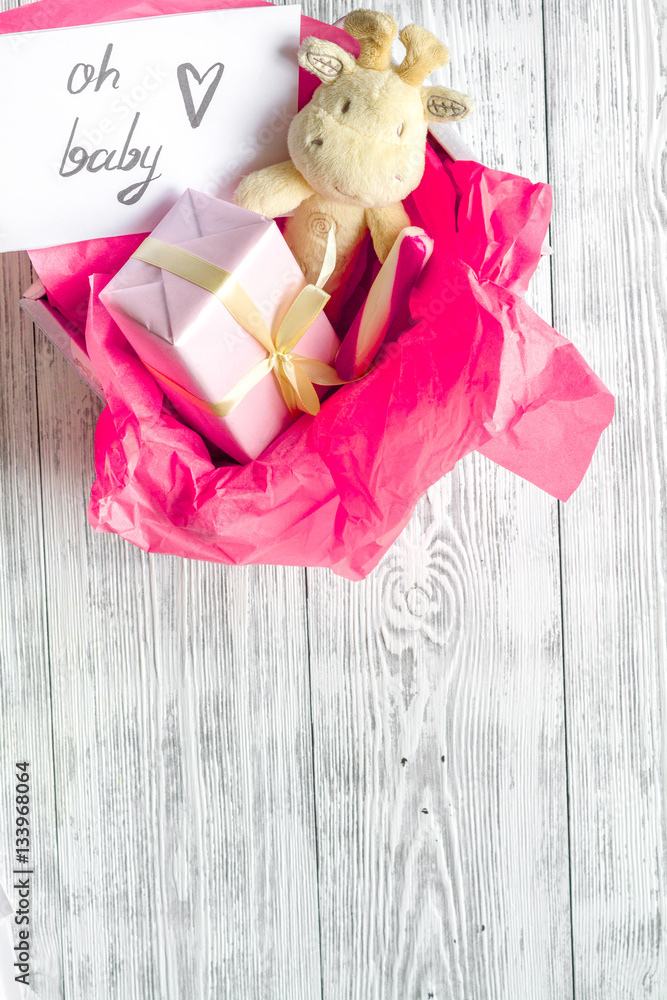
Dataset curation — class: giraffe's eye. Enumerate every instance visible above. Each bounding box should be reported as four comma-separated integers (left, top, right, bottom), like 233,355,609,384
341,99,351,113
397,122,404,136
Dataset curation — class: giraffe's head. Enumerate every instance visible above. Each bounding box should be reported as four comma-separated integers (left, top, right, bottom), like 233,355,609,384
288,9,474,210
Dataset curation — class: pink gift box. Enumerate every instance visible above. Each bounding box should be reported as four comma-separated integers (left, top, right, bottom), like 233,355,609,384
99,188,340,464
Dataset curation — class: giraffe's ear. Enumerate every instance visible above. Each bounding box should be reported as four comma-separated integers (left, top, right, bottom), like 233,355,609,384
298,37,357,83
422,85,475,122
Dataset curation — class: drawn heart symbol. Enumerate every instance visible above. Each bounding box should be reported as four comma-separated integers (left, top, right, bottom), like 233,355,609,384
177,62,225,129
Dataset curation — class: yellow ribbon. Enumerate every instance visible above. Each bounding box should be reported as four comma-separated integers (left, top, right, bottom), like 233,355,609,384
131,225,344,418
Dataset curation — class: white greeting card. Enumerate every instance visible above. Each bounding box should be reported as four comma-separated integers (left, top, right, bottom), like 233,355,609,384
0,5,301,251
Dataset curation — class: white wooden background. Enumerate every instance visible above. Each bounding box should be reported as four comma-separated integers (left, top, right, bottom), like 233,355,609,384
1,0,665,996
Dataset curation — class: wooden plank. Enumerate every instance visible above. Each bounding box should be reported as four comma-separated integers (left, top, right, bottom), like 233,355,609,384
0,247,64,995
304,0,572,997
307,480,573,999
29,292,320,996
0,3,321,996
543,0,667,993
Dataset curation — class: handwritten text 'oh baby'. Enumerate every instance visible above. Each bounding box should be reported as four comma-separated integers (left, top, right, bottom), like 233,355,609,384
59,44,163,205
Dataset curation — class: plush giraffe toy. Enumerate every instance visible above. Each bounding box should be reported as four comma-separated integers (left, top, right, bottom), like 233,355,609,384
234,9,474,292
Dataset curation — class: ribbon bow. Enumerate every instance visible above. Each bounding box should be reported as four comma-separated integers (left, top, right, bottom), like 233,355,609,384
131,226,345,419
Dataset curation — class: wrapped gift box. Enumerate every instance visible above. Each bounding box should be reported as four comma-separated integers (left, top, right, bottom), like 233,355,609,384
98,189,340,463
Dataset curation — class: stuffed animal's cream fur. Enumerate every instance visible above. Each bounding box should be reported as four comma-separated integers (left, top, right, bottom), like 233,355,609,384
235,10,474,292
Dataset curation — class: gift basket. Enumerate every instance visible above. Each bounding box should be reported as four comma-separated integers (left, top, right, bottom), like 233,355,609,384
0,0,614,581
